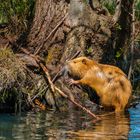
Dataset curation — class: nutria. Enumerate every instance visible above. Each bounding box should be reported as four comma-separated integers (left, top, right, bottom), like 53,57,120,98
65,57,132,113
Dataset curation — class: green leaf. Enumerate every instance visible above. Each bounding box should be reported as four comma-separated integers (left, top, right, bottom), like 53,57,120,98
115,51,121,58
87,47,93,53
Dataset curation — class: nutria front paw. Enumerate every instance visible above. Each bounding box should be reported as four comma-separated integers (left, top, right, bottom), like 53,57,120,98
67,79,79,86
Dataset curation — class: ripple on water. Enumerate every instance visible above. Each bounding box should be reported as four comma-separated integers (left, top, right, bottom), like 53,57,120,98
128,103,140,140
0,104,140,140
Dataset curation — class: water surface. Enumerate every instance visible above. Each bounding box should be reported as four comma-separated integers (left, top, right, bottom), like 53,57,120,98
0,104,140,140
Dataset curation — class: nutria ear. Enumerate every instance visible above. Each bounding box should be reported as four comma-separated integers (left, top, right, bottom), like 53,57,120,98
82,58,87,64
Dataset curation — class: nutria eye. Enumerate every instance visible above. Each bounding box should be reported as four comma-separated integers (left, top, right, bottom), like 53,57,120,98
82,59,86,64
109,72,112,75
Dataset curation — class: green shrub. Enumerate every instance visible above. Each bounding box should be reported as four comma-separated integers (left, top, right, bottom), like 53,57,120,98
101,0,140,20
0,0,35,34
135,0,140,20
100,0,116,15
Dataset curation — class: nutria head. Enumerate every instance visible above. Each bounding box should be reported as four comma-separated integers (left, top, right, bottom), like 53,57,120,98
66,57,95,79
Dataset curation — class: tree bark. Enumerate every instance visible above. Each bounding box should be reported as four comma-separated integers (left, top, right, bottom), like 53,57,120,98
113,0,134,71
27,0,68,54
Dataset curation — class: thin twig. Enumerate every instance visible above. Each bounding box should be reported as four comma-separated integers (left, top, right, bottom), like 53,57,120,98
39,63,55,92
69,51,81,60
34,13,68,55
20,48,58,107
22,48,58,93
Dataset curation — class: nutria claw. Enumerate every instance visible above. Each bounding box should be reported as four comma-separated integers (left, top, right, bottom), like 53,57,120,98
67,79,78,87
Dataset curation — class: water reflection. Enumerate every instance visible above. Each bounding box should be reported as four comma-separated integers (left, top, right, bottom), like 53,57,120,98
0,104,140,140
129,103,140,140
76,115,130,140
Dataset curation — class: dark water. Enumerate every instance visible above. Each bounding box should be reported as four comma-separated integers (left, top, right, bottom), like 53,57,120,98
0,104,140,140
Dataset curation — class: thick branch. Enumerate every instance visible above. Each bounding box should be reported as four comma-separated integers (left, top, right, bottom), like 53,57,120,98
112,0,122,24
128,2,135,79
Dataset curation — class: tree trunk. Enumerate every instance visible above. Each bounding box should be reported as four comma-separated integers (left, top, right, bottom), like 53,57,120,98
27,0,68,55
113,0,134,71
27,0,112,66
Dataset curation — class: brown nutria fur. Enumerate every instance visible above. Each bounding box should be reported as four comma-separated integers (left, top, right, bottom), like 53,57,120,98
66,57,132,113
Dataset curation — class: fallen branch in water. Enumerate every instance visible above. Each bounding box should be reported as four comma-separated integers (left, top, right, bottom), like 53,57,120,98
55,87,100,120
20,47,100,120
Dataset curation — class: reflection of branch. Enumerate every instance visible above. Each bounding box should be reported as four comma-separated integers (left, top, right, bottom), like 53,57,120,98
21,47,100,120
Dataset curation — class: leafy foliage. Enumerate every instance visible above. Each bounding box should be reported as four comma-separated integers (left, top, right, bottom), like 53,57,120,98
115,48,123,58
0,0,35,35
100,0,116,15
135,0,140,20
101,0,140,21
